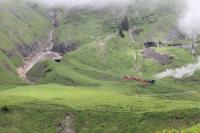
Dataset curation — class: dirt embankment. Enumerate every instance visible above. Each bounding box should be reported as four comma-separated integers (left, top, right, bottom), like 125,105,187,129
17,27,62,82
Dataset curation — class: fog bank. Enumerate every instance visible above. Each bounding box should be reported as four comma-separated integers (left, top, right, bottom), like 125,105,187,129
178,0,200,40
27,0,132,8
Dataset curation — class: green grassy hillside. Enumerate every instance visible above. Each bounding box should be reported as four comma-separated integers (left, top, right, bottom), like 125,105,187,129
1,0,200,133
1,82,200,133
0,0,51,84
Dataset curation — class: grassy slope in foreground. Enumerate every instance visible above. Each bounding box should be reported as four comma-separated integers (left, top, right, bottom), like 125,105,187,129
0,83,200,133
158,124,200,133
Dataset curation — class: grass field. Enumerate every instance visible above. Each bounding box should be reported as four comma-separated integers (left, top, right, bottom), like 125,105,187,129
0,81,200,133
1,0,200,133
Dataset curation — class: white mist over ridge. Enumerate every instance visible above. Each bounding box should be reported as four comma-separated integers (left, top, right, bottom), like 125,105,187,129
26,0,132,8
178,0,200,40
155,57,200,79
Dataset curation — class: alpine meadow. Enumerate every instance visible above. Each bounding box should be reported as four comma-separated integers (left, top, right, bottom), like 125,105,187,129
0,0,200,133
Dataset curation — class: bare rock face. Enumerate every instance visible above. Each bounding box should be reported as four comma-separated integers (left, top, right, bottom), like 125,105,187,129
57,113,74,133
53,20,60,28
16,42,40,57
52,41,80,55
1,41,40,59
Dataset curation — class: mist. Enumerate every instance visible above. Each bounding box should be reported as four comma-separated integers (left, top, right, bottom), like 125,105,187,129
25,0,132,8
155,0,200,79
178,0,200,40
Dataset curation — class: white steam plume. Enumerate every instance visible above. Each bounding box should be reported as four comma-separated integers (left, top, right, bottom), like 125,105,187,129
178,0,200,40
155,57,200,79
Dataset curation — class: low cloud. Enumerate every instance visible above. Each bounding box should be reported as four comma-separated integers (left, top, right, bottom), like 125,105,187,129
178,0,200,40
26,0,132,8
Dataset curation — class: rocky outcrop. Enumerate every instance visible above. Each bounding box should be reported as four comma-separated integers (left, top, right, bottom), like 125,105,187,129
144,41,157,48
16,42,40,57
53,20,60,28
52,41,80,55
1,41,41,59
57,112,75,133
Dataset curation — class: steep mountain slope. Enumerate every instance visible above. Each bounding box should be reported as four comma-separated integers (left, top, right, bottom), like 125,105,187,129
0,0,51,85
27,1,195,85
1,0,200,133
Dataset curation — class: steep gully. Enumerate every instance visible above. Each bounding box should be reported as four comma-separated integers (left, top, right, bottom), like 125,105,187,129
17,19,62,82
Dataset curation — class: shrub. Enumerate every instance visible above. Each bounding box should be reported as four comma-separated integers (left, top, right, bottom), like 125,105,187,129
119,27,125,38
1,105,9,112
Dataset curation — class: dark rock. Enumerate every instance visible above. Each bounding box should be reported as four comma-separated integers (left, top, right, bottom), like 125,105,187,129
53,20,60,28
169,56,174,60
144,41,157,48
121,15,129,31
1,106,9,112
52,41,80,55
119,27,125,38
16,42,40,57
55,59,62,63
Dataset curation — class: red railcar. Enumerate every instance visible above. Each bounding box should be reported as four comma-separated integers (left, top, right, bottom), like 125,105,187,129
124,75,155,84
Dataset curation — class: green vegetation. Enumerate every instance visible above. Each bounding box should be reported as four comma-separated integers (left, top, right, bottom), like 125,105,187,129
1,83,200,133
0,0,200,133
158,124,200,133
0,0,51,84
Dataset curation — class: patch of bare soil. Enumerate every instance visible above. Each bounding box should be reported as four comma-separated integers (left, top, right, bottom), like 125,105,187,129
143,48,172,65
57,113,75,133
